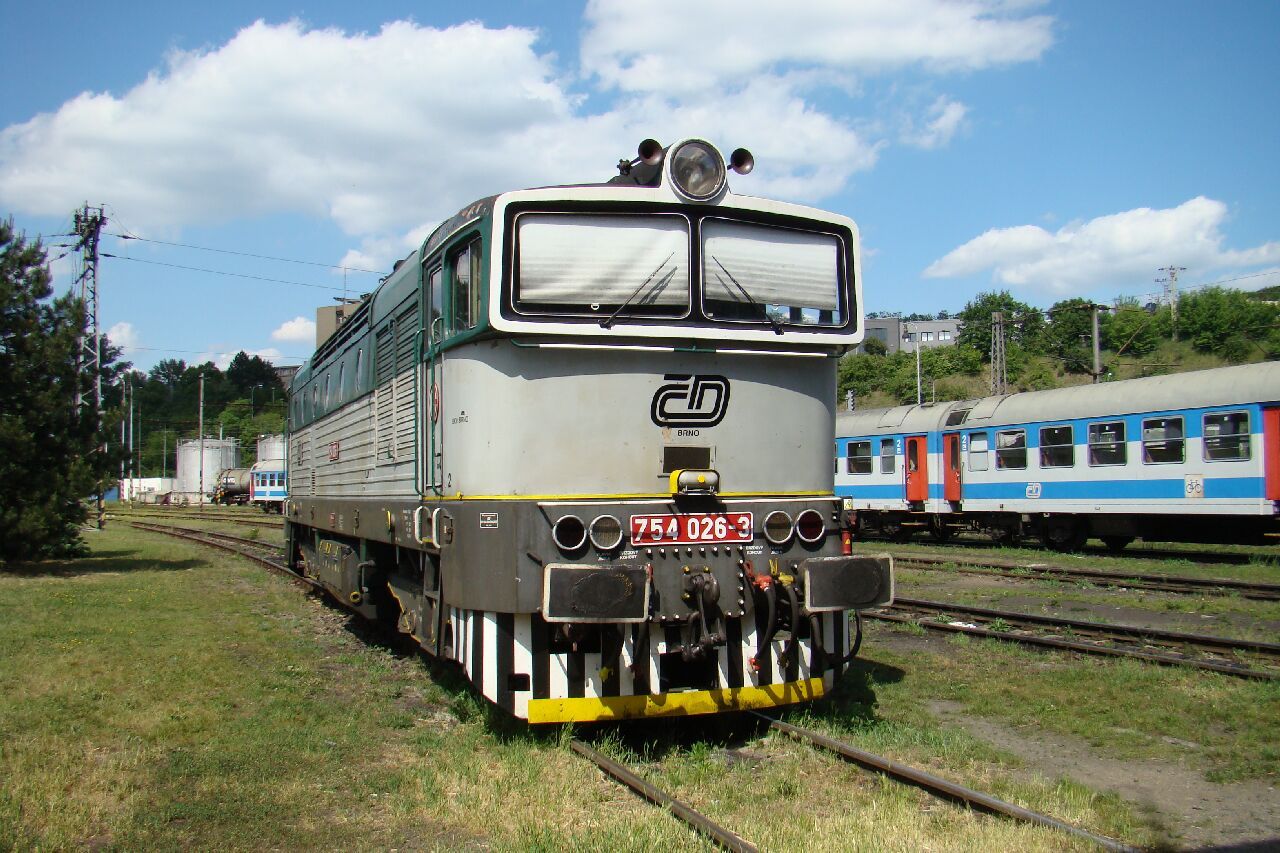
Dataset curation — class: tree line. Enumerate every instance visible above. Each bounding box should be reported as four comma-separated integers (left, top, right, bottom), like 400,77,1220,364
842,288,1280,406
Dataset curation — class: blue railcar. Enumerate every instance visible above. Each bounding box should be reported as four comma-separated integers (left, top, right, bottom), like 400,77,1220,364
250,462,287,514
835,362,1280,549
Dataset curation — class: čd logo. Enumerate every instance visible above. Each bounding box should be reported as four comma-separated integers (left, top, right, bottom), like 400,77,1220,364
650,374,731,427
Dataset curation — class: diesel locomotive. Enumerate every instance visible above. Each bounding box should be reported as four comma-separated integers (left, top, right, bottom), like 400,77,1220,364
285,138,894,723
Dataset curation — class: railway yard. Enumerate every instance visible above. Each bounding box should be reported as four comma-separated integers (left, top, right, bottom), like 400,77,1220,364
1,506,1274,850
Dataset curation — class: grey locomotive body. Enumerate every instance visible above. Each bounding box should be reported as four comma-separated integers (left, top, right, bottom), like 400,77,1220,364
286,139,893,722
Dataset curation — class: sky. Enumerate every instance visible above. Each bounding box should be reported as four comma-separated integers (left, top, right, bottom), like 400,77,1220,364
2,0,1278,373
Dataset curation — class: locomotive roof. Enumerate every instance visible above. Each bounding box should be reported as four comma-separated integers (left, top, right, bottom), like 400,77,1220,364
837,361,1280,434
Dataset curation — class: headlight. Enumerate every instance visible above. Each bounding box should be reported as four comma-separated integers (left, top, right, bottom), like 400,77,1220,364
668,140,726,201
763,510,794,546
589,514,624,551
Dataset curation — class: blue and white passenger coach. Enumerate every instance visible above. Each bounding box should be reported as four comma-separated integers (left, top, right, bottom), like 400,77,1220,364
286,139,894,723
836,362,1280,549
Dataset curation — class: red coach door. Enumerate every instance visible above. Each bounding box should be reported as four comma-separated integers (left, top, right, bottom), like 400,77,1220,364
905,435,929,503
1265,406,1280,501
942,432,963,503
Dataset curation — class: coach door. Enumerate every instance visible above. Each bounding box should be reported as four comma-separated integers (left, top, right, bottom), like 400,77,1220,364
904,435,929,503
942,432,963,503
1265,406,1280,501
423,264,444,495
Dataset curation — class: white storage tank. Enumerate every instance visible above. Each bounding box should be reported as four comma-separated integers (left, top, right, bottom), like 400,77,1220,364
175,438,241,496
256,433,286,465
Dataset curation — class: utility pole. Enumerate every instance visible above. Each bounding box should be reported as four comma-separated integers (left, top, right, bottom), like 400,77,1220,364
990,312,1008,395
1091,303,1102,383
73,204,107,526
198,373,205,509
127,381,134,503
1156,265,1186,341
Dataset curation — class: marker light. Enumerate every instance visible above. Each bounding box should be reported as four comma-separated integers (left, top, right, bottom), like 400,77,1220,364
668,140,726,201
552,515,587,552
795,509,826,544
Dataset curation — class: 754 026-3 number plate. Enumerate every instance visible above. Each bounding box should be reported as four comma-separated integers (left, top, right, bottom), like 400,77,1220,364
630,512,753,546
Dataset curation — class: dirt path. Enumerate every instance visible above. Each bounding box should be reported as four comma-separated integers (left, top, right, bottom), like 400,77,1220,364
869,626,1280,848
927,698,1280,848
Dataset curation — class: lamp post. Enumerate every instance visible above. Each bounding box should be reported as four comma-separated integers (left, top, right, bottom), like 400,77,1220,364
903,322,922,406
249,383,263,414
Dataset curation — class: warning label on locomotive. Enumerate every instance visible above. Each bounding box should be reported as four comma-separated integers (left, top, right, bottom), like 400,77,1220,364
630,512,753,545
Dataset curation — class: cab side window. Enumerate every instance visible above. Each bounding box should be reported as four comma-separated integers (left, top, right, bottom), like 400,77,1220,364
450,239,482,334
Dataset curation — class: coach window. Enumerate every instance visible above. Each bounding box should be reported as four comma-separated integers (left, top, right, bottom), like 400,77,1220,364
1204,411,1250,461
968,432,989,471
450,239,482,334
995,429,1027,469
1142,416,1185,464
847,441,872,475
323,373,331,409
880,438,896,474
1087,421,1127,466
311,384,319,418
1039,425,1074,468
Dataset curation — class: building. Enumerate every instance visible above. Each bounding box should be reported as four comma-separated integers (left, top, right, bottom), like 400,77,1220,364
859,317,962,354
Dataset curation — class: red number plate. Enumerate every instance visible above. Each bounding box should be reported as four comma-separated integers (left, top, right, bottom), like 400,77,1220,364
630,512,753,546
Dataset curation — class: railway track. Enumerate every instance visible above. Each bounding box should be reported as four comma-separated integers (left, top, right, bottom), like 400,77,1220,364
872,596,1280,680
574,718,1131,851
861,533,1277,566
128,521,304,587
118,510,284,529
890,551,1280,601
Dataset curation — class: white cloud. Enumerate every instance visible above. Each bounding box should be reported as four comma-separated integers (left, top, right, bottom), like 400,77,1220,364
581,0,1055,94
0,20,582,235
198,347,285,370
106,321,140,354
271,316,316,343
923,196,1280,294
902,97,969,149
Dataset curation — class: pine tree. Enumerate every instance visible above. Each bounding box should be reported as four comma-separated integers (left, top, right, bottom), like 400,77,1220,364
0,219,118,562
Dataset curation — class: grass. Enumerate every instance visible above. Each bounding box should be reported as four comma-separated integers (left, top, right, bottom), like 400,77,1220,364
0,526,687,850
2,522,1247,850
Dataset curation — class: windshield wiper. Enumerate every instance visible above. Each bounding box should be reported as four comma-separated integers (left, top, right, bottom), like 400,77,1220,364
710,256,783,335
600,251,676,329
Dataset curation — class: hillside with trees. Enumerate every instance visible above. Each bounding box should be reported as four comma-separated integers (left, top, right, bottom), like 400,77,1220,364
841,287,1280,410
123,353,287,477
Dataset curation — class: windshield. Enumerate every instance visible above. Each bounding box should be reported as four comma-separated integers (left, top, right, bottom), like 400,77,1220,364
513,213,689,318
509,209,848,330
702,219,843,327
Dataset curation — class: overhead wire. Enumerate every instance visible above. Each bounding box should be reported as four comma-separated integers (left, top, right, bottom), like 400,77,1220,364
100,253,351,292
108,229,385,275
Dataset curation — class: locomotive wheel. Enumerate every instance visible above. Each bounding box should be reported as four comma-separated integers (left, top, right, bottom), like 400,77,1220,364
1101,535,1134,552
